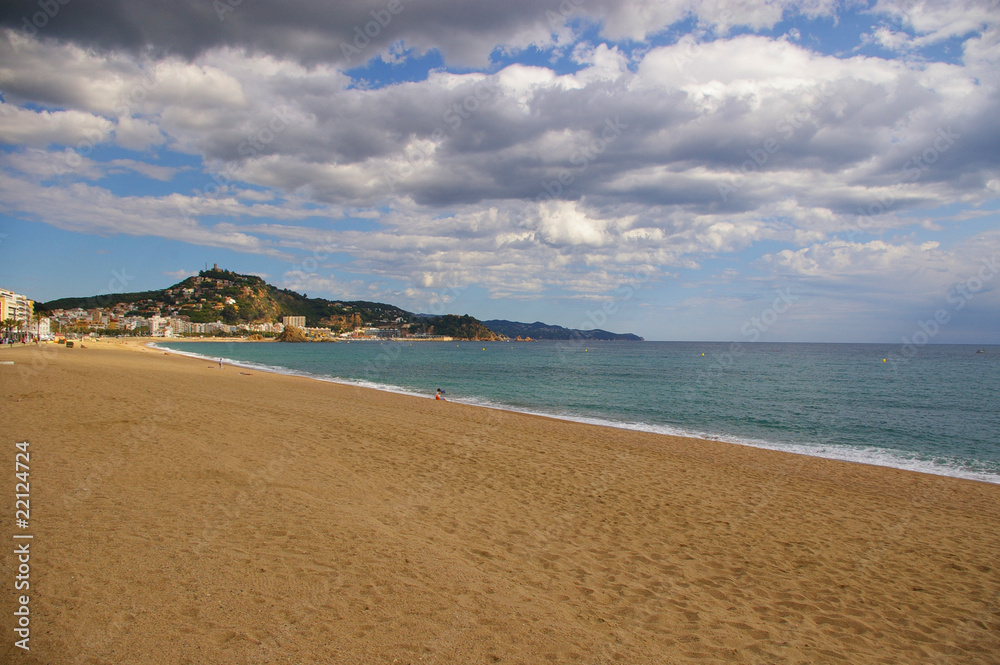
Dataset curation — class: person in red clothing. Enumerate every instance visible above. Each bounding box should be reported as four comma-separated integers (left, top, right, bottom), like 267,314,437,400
435,388,446,401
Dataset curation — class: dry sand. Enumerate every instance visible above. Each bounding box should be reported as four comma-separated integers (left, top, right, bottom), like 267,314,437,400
1,340,998,664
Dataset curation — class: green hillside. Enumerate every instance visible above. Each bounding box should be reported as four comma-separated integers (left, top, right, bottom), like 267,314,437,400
42,268,492,338
43,268,643,342
45,268,413,329
411,314,504,341
482,319,644,341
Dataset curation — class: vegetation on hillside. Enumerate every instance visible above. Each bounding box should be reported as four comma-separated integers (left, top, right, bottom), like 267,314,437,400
41,268,499,340
42,268,643,342
482,320,644,341
44,268,413,329
413,314,504,341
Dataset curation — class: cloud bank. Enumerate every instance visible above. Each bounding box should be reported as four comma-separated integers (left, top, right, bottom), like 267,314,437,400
1,0,997,339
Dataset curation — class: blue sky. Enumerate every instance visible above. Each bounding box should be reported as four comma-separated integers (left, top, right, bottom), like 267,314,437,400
1,0,998,342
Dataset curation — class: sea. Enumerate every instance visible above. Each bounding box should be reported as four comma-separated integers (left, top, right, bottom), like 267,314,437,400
153,340,1000,485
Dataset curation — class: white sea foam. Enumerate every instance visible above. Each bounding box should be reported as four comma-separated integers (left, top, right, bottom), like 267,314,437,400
150,342,1000,485
148,342,432,398
427,394,1000,485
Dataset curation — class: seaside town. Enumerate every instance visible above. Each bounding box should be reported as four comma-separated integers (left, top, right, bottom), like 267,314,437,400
4,3,999,663
0,283,433,343
0,286,41,343
2,268,638,345
1,267,506,343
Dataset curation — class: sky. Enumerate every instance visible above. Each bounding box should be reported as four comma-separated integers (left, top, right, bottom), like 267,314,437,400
0,0,998,342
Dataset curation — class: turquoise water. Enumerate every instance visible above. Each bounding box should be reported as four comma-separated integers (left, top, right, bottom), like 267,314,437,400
156,340,1000,484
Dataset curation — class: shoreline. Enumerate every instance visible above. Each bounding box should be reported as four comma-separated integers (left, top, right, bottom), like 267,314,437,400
2,340,999,663
149,338,1000,487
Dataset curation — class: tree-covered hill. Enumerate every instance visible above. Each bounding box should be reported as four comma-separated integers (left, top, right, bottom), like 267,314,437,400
42,268,644,342
413,314,504,341
482,320,643,341
44,268,414,330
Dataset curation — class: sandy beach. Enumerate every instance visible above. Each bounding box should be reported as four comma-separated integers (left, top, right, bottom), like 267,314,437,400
2,339,998,664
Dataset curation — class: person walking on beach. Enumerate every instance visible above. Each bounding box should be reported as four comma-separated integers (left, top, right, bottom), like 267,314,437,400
219,357,223,369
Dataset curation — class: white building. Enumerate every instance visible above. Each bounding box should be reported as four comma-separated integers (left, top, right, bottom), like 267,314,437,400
149,314,167,336
243,321,279,333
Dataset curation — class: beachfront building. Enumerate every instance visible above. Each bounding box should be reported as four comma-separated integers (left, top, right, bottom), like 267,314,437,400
170,319,239,335
1,288,35,341
36,317,51,340
283,315,306,329
149,314,168,336
119,317,149,333
1,288,33,325
244,321,280,333
352,326,402,339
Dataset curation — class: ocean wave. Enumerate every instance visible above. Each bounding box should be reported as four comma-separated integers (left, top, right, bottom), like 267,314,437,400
152,342,1000,485
431,394,1000,485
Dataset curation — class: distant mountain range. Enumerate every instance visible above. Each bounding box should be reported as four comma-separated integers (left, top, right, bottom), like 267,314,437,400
483,320,643,341
41,268,642,341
